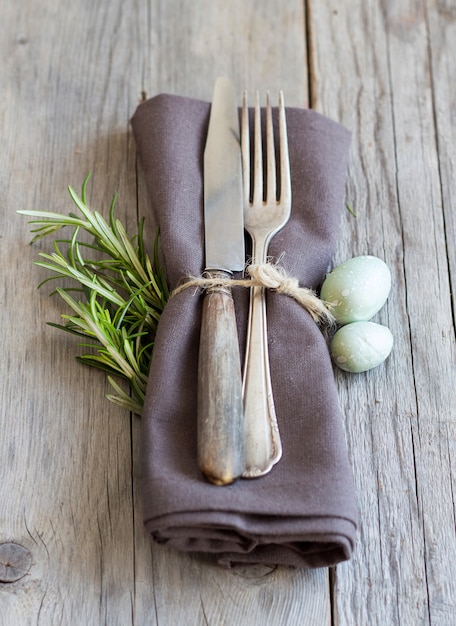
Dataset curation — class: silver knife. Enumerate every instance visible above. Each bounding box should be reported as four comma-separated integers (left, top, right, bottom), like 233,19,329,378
197,77,245,486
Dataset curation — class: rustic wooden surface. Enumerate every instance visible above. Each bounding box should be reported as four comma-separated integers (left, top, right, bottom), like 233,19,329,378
1,0,455,624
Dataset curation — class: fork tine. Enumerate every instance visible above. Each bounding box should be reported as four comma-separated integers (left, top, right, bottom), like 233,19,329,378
278,91,291,206
241,91,250,208
253,91,263,205
265,92,277,205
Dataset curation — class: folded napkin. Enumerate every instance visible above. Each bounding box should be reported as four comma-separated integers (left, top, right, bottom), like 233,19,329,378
131,93,357,568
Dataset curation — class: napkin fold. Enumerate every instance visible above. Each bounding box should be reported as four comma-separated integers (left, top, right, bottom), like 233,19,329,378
131,93,357,568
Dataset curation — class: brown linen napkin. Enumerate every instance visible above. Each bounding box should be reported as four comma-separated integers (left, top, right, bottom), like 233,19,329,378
131,93,358,568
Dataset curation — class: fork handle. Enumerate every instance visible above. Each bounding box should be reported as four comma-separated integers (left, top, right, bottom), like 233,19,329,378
242,284,282,478
197,271,244,485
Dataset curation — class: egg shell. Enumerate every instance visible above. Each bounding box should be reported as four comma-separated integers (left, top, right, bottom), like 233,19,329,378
330,321,393,373
320,255,391,324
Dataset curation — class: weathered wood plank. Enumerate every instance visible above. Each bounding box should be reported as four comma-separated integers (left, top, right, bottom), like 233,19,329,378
309,0,456,624
1,0,156,623
427,1,456,335
142,0,309,105
0,0,334,624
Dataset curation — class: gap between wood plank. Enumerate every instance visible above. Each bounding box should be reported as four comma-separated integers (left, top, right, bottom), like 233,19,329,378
304,0,314,108
304,4,334,623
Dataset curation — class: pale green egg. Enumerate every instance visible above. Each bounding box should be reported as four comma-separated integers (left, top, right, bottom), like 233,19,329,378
321,255,391,324
330,321,393,373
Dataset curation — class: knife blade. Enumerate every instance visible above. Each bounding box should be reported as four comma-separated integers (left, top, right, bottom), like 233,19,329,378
197,77,245,486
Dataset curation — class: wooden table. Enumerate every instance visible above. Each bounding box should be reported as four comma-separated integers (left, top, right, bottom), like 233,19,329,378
2,1,455,623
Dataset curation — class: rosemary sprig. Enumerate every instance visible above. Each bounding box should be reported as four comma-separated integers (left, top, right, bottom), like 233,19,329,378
18,174,169,415
346,201,357,217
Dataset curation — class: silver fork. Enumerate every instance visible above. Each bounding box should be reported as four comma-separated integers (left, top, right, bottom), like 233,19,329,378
241,90,292,478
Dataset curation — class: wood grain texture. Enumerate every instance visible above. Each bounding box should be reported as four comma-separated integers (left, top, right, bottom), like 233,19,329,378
2,0,455,623
308,0,456,624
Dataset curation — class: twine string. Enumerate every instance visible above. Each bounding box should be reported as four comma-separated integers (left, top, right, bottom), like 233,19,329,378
170,262,335,326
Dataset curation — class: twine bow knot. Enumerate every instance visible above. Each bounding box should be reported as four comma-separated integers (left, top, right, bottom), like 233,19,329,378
171,262,335,326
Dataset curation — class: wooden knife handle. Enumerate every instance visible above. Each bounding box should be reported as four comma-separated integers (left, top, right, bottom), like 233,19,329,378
197,271,244,485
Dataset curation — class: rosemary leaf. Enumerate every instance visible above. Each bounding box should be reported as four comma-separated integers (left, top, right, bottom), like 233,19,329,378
18,175,168,416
